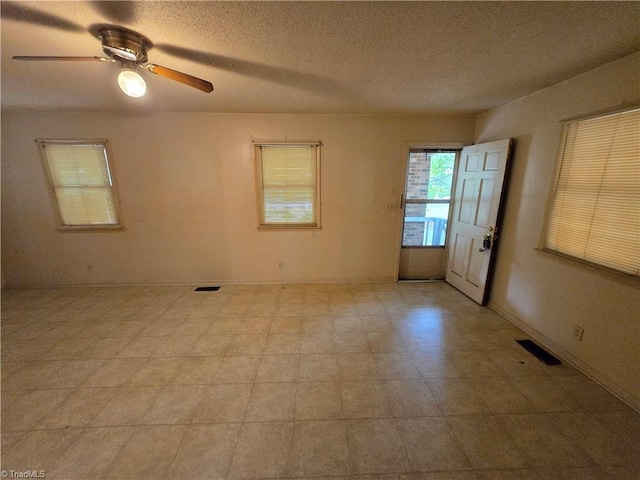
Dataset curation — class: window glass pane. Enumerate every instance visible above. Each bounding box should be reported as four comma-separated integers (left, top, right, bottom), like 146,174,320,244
257,144,319,227
406,152,429,200
544,107,639,276
45,144,112,187
402,149,456,247
403,204,450,246
406,151,455,200
40,141,120,228
427,152,455,200
55,187,117,225
263,187,315,223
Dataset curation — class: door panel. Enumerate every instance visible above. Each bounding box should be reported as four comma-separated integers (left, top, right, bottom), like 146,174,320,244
476,179,496,227
450,233,467,278
458,179,476,224
398,248,447,280
445,139,512,304
467,237,487,287
466,153,480,171
484,151,500,170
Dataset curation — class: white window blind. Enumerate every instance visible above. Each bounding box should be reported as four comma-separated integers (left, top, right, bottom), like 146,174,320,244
255,143,320,227
39,141,121,228
544,107,639,276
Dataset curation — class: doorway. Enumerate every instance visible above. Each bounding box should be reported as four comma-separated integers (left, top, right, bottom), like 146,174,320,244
398,149,459,280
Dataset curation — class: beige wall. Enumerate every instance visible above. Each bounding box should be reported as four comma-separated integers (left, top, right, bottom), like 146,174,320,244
1,112,475,287
475,53,640,409
3,55,637,409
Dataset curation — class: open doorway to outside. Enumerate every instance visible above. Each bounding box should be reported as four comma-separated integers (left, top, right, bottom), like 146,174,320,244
398,149,458,280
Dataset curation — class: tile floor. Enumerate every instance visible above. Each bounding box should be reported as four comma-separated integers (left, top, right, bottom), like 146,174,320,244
1,282,638,479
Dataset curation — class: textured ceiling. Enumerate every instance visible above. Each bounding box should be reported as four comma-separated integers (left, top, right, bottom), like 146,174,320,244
2,1,639,114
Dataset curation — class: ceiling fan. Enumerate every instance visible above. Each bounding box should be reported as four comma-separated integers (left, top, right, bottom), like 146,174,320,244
12,25,214,97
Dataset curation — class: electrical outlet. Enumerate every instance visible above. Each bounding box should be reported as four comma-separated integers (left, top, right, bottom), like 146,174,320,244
278,261,284,270
573,324,585,342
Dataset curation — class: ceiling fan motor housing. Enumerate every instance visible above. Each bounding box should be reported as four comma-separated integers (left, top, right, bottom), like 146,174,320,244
98,26,150,63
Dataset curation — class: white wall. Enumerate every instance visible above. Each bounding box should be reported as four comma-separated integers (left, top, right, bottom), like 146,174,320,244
1,112,475,288
475,53,640,410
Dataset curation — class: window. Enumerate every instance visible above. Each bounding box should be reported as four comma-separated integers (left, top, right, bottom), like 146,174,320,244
254,142,320,228
402,150,457,246
38,140,122,230
543,106,639,276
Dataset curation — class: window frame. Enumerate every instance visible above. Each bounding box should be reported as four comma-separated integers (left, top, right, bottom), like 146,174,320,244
37,139,124,232
540,105,640,279
253,140,322,230
401,148,459,248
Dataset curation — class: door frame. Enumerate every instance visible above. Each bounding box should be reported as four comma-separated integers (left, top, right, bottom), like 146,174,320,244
394,141,467,282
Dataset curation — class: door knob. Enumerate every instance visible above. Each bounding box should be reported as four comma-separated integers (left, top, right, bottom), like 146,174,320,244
479,233,492,252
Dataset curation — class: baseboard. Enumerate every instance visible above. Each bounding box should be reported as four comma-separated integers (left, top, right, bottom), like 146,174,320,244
1,276,399,290
489,301,640,413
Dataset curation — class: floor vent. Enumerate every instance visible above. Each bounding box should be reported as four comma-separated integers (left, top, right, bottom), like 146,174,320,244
194,286,221,292
516,339,561,365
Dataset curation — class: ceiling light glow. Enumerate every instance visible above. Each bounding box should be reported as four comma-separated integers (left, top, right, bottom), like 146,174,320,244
117,68,146,97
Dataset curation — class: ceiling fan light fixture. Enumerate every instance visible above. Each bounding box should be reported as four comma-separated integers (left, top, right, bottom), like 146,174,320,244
14,26,213,95
117,68,146,97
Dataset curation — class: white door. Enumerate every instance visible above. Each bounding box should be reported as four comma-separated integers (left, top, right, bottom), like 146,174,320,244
445,139,512,304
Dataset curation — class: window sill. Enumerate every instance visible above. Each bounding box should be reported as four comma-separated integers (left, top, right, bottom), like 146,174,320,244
57,225,124,232
258,225,322,231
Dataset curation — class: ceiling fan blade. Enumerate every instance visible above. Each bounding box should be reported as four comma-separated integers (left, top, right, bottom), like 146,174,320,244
13,56,112,62
155,43,344,96
145,64,213,93
1,2,85,32
89,1,137,24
